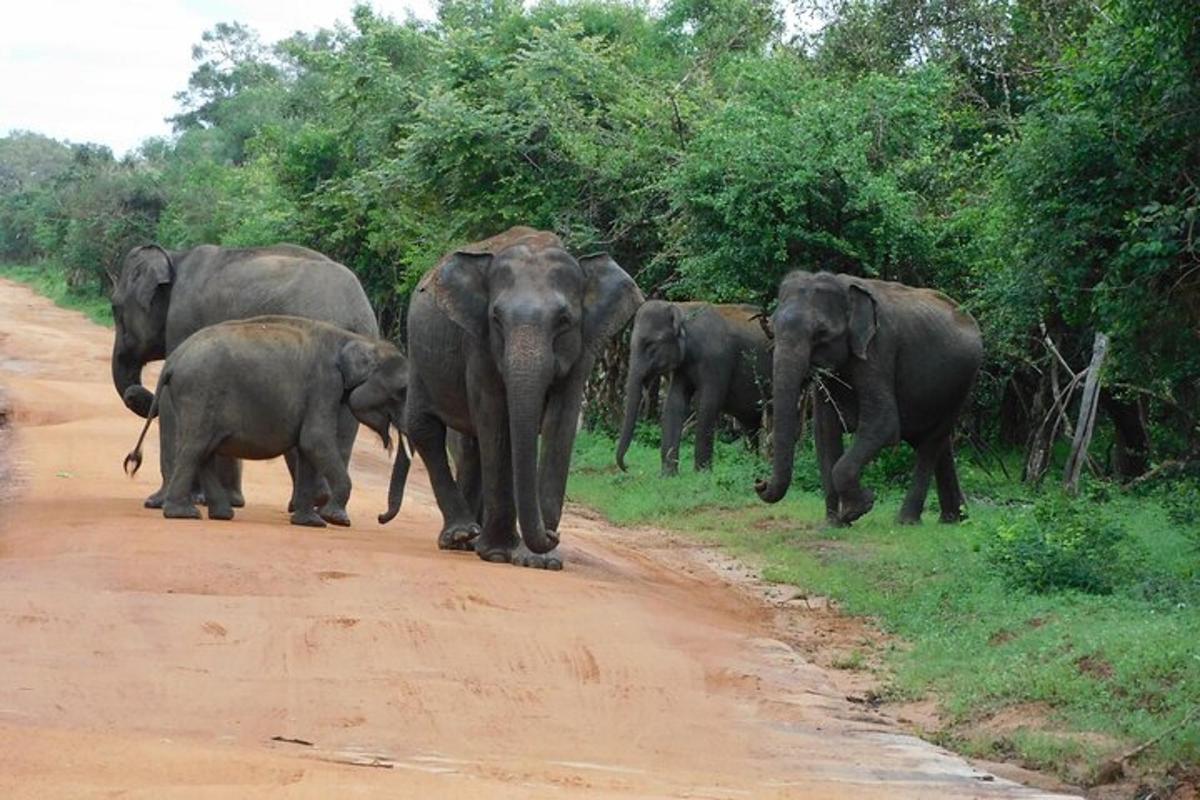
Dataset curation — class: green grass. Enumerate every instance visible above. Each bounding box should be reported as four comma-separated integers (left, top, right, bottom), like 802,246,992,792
568,428,1200,783
0,262,112,326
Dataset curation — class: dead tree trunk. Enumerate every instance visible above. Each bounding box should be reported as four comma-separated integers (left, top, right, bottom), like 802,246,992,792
1063,332,1109,495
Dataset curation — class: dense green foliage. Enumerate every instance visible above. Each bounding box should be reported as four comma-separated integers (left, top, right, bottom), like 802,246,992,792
984,495,1142,594
571,430,1200,781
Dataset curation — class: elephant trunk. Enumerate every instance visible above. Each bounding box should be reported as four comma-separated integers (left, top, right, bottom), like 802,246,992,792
112,355,154,418
506,328,559,555
111,324,155,418
756,344,808,504
378,434,411,524
615,359,651,471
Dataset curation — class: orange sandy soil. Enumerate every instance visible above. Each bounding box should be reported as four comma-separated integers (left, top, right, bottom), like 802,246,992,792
0,278,1081,799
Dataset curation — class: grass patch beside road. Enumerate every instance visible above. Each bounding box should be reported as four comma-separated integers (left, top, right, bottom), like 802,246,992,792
0,263,112,327
568,428,1200,785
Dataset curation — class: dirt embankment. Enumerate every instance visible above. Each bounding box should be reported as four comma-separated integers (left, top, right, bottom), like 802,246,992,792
0,278,1081,799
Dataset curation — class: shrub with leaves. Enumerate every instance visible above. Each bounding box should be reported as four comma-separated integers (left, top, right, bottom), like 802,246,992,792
985,494,1141,594
1161,480,1200,556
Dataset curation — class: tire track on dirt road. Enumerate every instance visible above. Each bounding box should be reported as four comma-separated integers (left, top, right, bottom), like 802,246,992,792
0,278,1079,798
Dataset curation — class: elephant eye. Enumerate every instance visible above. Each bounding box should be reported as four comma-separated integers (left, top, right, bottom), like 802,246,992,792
556,311,572,330
491,308,503,329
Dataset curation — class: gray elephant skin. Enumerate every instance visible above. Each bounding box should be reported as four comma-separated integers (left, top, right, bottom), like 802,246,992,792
124,316,409,527
755,271,982,525
615,301,771,475
406,227,643,569
110,243,379,509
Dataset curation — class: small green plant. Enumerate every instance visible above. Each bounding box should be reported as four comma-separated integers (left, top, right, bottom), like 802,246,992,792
985,494,1141,594
1161,480,1200,555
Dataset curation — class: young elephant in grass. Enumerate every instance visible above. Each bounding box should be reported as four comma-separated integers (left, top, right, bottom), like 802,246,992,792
124,316,410,527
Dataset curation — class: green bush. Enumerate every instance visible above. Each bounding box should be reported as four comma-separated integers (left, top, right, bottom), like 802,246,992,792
1161,480,1200,556
985,494,1142,594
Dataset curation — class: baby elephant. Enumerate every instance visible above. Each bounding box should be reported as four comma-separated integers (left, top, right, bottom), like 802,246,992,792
124,316,409,527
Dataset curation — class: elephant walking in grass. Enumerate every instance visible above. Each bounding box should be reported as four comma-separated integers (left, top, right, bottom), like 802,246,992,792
124,317,410,527
110,244,379,511
755,272,982,526
615,301,771,475
406,227,642,569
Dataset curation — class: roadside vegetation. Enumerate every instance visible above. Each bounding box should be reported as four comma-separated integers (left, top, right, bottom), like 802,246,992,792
0,264,112,326
569,428,1200,786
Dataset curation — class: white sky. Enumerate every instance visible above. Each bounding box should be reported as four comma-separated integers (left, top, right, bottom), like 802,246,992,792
0,0,437,157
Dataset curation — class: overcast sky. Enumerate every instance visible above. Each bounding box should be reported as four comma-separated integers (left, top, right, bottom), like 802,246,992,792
0,0,437,157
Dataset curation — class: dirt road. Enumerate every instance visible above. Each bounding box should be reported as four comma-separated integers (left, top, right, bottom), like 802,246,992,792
0,279,1079,798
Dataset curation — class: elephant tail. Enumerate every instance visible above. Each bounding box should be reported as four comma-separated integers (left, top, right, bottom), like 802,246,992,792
123,369,167,477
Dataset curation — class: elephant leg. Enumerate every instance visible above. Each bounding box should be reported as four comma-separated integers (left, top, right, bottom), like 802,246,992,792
212,456,243,508
537,369,588,535
451,434,483,524
201,458,234,521
660,377,691,477
934,442,967,523
288,453,326,528
162,430,207,520
831,394,897,525
813,393,845,524
287,448,329,513
692,387,723,472
145,387,177,509
408,407,479,550
897,438,946,525
301,428,352,527
471,398,522,563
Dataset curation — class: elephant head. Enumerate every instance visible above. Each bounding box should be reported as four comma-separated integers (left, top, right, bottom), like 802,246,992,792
756,271,877,504
432,234,642,553
615,300,687,471
110,245,174,418
339,339,411,524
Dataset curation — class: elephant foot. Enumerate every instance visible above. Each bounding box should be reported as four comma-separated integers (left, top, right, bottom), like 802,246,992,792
477,541,563,571
207,505,235,521
438,523,481,551
290,509,327,527
837,488,875,525
896,510,923,526
230,490,245,508
319,506,351,527
144,489,166,509
163,501,202,520
824,511,849,528
939,508,965,524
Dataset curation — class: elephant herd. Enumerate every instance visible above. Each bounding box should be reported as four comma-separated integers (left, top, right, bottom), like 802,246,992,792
113,227,983,571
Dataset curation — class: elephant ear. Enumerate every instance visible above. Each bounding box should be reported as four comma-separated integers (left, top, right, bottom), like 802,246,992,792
428,252,493,341
336,338,380,390
578,253,644,356
125,245,173,310
847,283,878,360
669,304,688,357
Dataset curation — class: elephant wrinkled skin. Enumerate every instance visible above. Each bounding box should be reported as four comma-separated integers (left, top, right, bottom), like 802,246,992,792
616,301,771,475
124,316,409,527
406,227,643,569
109,243,379,511
755,271,982,526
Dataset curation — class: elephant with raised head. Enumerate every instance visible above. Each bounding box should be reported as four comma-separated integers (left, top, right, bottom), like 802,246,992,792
110,244,379,509
124,316,409,527
615,301,771,475
406,227,643,569
755,271,982,526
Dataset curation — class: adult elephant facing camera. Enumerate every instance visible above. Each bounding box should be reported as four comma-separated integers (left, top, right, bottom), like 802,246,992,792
110,243,379,509
406,227,643,569
755,271,982,526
